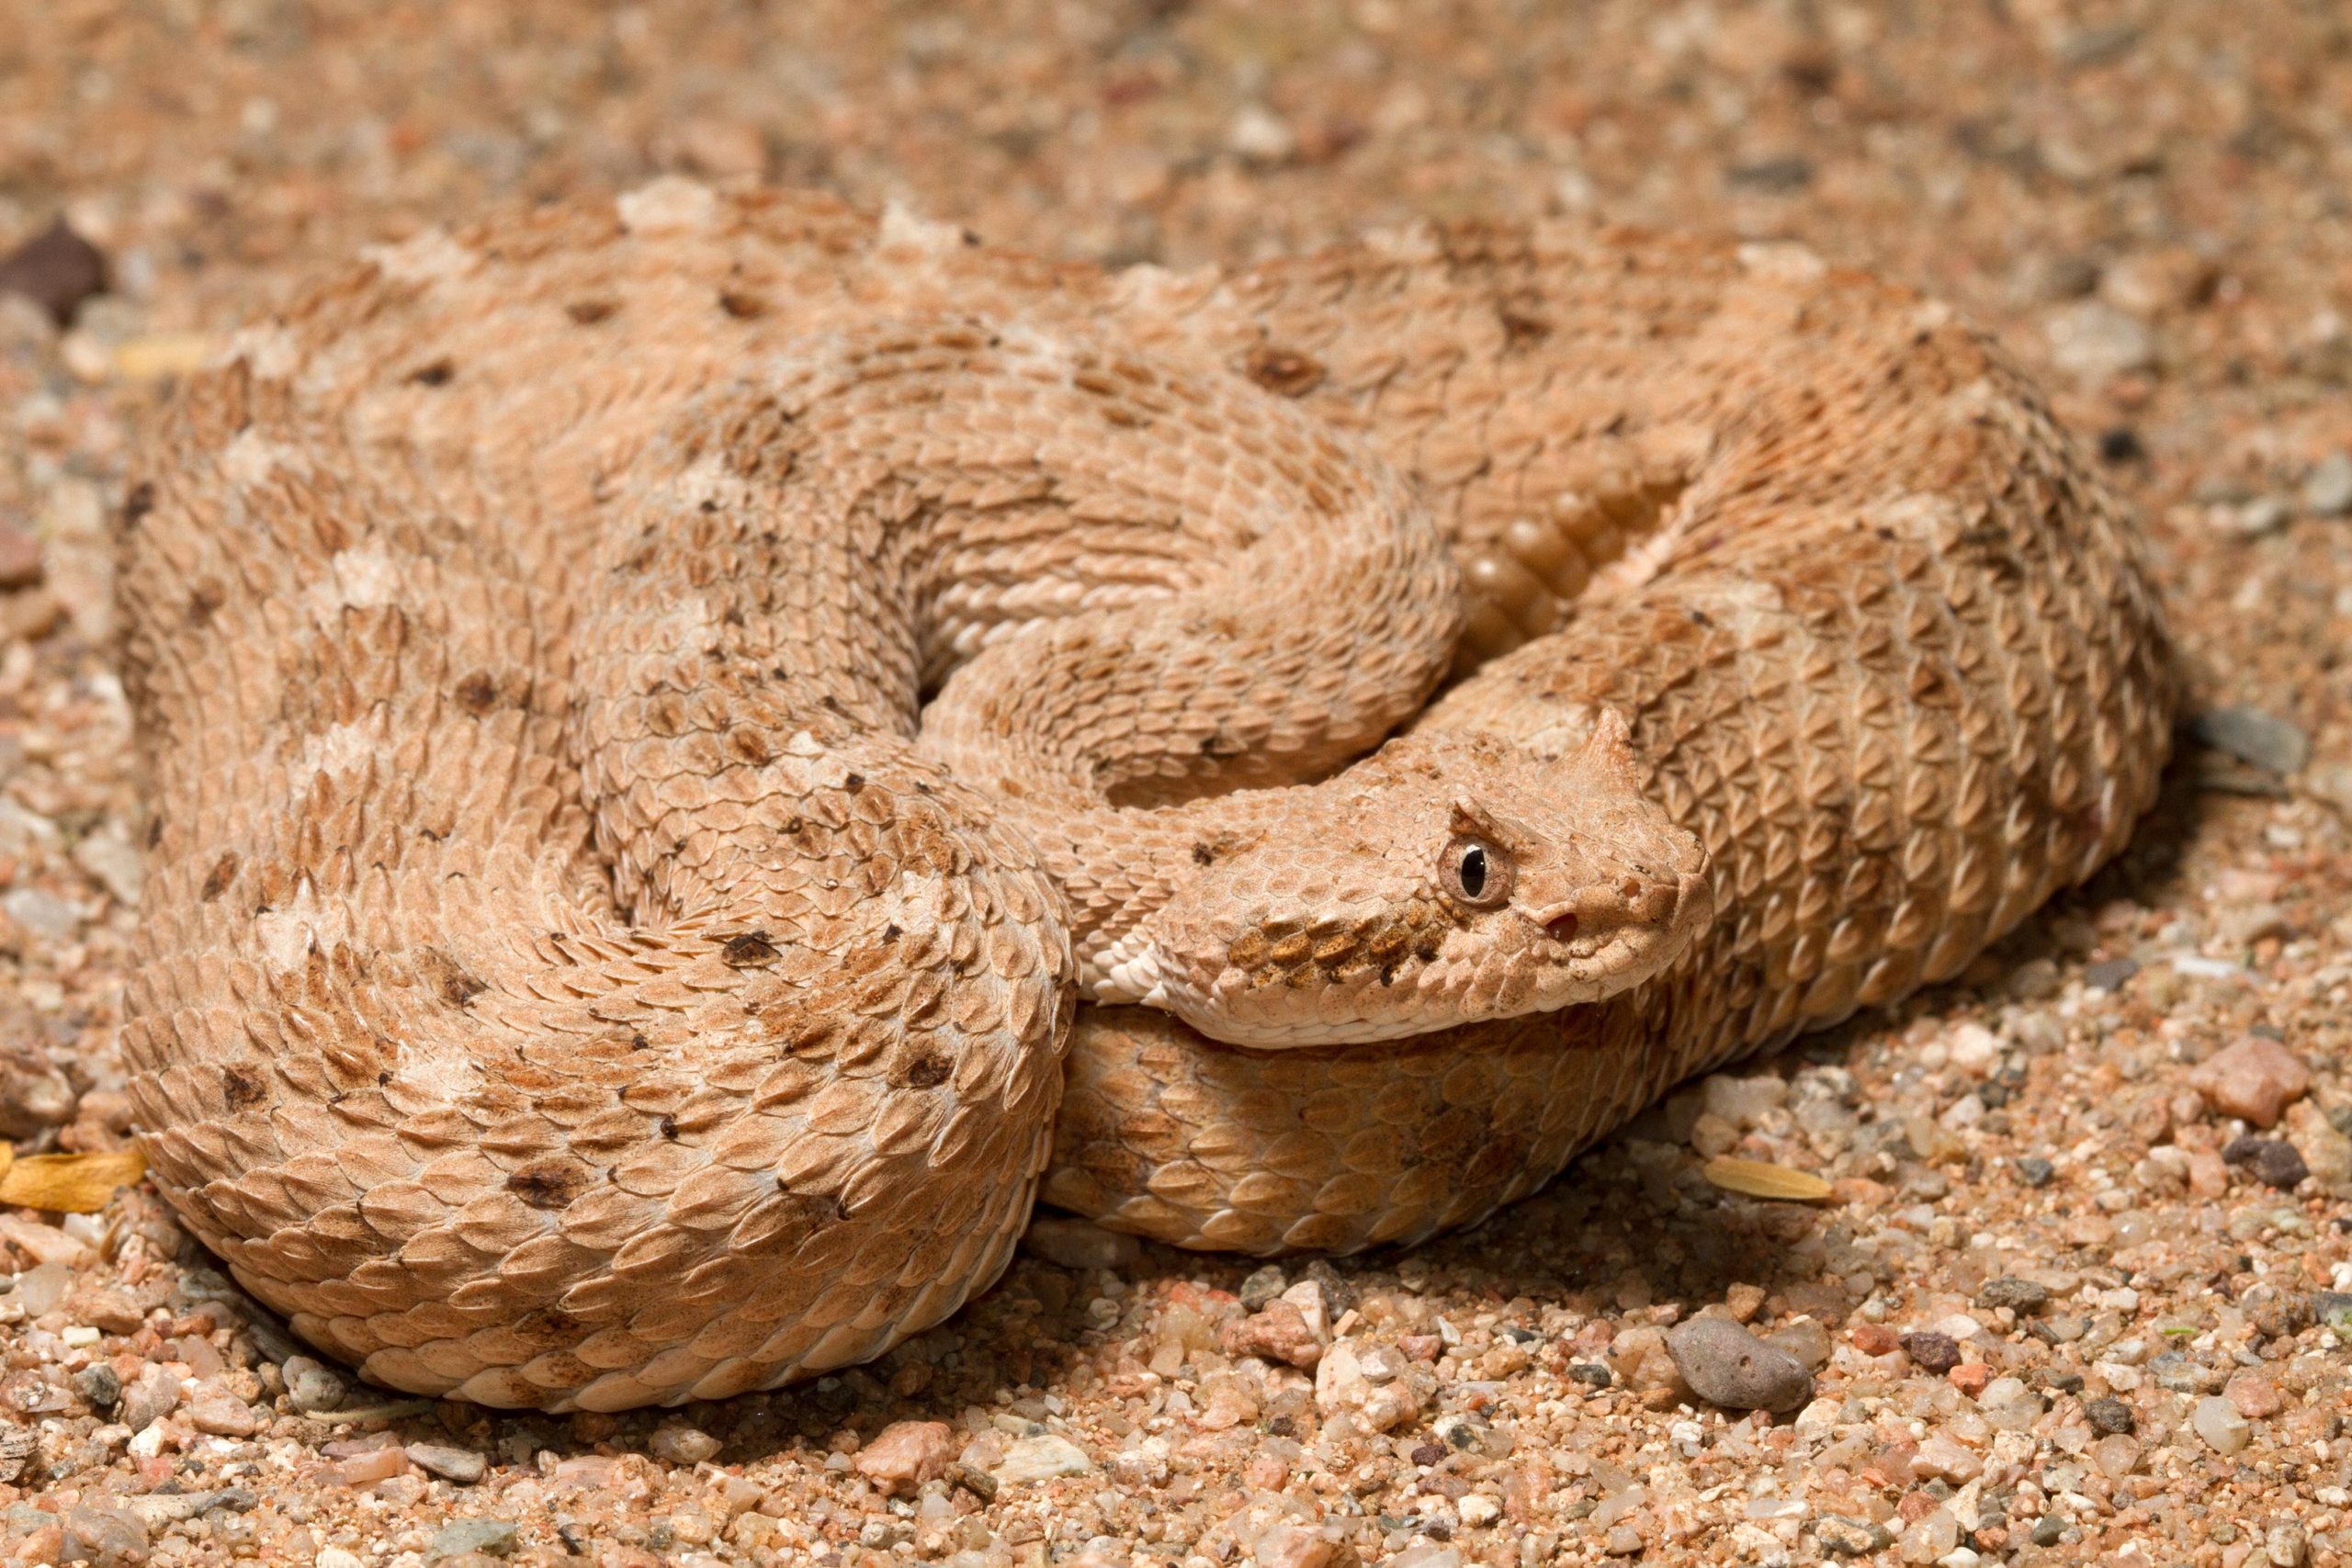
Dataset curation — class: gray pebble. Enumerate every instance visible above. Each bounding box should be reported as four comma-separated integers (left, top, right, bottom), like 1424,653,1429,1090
2314,1292,2352,1331
1238,1264,1288,1312
2304,451,2352,517
2083,957,2139,991
1665,1315,1814,1413
2147,1350,2210,1393
2014,1155,2056,1187
122,1487,255,1527
2189,706,2311,776
406,1442,489,1483
1296,1258,1357,1314
282,1355,347,1415
427,1518,520,1561
0,887,78,943
1977,1276,2050,1314
2045,299,2154,382
1814,1515,1892,1555
72,1364,120,1414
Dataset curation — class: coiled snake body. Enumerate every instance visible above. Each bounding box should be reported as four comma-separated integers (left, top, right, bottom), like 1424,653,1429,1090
120,183,2171,1410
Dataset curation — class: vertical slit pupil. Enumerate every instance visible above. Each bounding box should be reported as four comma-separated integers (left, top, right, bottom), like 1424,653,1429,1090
1459,845,1487,898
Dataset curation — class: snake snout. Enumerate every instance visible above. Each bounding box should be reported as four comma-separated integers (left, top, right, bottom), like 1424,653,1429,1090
1535,873,1687,949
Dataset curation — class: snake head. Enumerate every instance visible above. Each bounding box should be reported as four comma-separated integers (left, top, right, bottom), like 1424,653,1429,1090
1104,711,1713,1046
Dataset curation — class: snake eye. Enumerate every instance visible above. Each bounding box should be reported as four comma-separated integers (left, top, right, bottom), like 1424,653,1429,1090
1442,836,1513,908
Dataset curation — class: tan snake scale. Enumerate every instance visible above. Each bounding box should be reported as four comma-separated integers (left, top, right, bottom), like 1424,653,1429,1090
119,182,2172,1411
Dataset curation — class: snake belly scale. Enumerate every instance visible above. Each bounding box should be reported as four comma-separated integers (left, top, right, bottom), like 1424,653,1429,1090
119,182,2172,1410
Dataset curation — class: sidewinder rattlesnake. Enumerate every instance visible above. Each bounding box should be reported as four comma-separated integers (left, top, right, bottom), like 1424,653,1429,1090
119,181,2172,1410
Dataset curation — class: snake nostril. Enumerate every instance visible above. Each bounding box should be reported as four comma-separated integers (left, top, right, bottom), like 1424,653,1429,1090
1547,912,1579,944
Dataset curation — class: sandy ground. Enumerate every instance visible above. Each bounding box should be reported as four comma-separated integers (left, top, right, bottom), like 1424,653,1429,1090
1,3,2349,1565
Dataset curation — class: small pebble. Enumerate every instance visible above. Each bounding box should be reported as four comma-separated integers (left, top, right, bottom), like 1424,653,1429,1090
406,1442,488,1483
426,1518,520,1560
1020,1216,1139,1271
282,1355,347,1414
2083,956,2138,991
0,523,41,592
71,1363,120,1414
2084,1395,2136,1434
853,1420,956,1495
182,1380,259,1438
1902,1331,1963,1374
1911,1433,1984,1484
1814,1516,1892,1555
1664,1316,1814,1413
2193,1393,2253,1455
991,1434,1092,1485
648,1425,719,1465
2188,707,2311,777
1976,1276,2049,1314
0,220,107,325
2091,1433,2142,1480
119,1366,182,1432
2189,1037,2312,1128
1237,1264,1288,1311
2303,451,2352,516
61,1503,149,1568
2222,1368,2282,1420
1222,1299,1325,1369
329,1449,410,1487
2221,1134,2310,1189
1256,1525,1338,1568
1227,105,1298,164
2045,299,2154,381
2014,1155,2055,1187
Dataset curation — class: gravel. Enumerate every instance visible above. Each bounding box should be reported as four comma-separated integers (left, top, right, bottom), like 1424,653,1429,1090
0,5,2347,1564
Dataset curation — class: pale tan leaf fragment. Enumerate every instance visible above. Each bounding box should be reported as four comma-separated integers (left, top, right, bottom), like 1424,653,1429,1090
1702,1156,1832,1203
113,333,218,380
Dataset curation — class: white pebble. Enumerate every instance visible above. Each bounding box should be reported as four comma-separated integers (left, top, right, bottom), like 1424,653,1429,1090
2193,1394,2252,1455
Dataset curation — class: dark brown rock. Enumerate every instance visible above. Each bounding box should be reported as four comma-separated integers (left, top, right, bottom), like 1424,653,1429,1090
0,220,107,326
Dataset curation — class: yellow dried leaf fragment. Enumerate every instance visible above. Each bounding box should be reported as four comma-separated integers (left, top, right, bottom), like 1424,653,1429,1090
0,1145,148,1213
